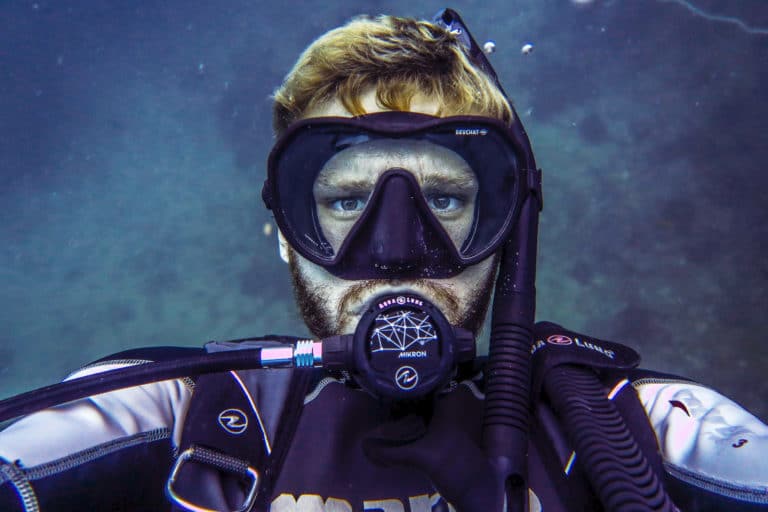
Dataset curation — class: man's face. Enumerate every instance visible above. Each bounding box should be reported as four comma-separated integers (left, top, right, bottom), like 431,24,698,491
313,138,479,253
279,91,499,338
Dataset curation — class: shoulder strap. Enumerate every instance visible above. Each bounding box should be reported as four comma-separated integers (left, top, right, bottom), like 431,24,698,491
167,337,317,512
530,321,640,402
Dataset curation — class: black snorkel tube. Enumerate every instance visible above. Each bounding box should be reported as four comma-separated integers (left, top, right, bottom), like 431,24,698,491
484,194,540,512
434,9,542,512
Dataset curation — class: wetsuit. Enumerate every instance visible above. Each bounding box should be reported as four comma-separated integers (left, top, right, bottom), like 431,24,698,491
0,324,766,511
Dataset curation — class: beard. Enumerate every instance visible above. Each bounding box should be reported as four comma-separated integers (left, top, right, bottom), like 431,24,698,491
287,247,498,339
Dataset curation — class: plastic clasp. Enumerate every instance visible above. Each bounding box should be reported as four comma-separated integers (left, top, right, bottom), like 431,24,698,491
167,447,259,512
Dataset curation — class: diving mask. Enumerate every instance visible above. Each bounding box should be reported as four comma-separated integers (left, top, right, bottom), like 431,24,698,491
263,111,540,279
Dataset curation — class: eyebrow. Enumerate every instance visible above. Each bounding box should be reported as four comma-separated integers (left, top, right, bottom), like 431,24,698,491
315,173,477,196
314,175,375,193
420,172,477,191
315,145,478,191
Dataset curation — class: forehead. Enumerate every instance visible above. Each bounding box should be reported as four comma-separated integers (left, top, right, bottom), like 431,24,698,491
320,139,472,178
316,138,475,187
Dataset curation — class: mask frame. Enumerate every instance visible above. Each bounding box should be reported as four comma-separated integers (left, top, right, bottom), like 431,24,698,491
262,112,540,279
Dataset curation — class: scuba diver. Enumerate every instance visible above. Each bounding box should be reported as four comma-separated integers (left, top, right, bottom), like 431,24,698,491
0,9,766,512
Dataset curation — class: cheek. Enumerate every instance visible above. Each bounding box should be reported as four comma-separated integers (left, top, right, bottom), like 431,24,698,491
450,257,496,291
314,208,350,254
294,252,351,298
442,213,474,249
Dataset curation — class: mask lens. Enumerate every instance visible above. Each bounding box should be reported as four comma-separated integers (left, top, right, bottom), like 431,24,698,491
312,138,479,255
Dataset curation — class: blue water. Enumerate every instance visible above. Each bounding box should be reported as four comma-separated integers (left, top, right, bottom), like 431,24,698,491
1,0,766,420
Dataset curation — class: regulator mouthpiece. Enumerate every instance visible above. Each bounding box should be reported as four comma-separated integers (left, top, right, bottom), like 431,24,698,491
351,293,475,400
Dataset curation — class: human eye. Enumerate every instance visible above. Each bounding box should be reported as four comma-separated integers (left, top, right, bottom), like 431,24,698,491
328,196,368,215
426,194,464,213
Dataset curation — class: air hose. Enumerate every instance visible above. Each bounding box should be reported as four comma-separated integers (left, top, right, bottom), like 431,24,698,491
543,365,678,512
0,349,267,423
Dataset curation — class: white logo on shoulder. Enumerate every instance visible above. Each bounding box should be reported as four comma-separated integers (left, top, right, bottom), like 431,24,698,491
218,408,248,435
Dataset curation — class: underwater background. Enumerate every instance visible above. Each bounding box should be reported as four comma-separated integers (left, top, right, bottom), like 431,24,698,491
1,0,766,421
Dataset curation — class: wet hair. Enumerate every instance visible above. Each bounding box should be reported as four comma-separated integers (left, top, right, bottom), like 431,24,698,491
272,15,513,137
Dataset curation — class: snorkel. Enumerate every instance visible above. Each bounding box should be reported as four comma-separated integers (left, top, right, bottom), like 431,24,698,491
434,9,542,512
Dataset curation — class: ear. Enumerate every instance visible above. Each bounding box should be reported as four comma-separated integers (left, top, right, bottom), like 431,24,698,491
277,229,290,264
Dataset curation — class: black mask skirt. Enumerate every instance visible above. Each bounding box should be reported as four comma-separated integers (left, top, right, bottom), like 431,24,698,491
262,111,534,279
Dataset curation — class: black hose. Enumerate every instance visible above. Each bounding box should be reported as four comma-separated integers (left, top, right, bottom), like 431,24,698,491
544,365,678,512
0,350,264,423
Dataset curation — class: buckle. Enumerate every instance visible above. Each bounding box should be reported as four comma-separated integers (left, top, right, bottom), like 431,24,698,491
167,446,260,512
525,167,543,211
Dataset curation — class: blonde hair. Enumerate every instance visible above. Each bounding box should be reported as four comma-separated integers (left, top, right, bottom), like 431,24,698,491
272,15,513,136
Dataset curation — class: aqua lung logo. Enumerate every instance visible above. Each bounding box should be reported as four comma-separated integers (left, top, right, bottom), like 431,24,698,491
218,408,248,435
395,366,419,390
547,334,573,345
455,127,488,136
530,334,572,355
573,337,615,359
530,333,616,360
378,295,422,309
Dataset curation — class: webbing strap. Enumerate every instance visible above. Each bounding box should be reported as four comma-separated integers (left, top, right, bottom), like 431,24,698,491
170,367,314,511
167,446,259,512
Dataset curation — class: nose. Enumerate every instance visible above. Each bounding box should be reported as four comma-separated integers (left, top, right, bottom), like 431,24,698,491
370,172,428,273
344,169,432,276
